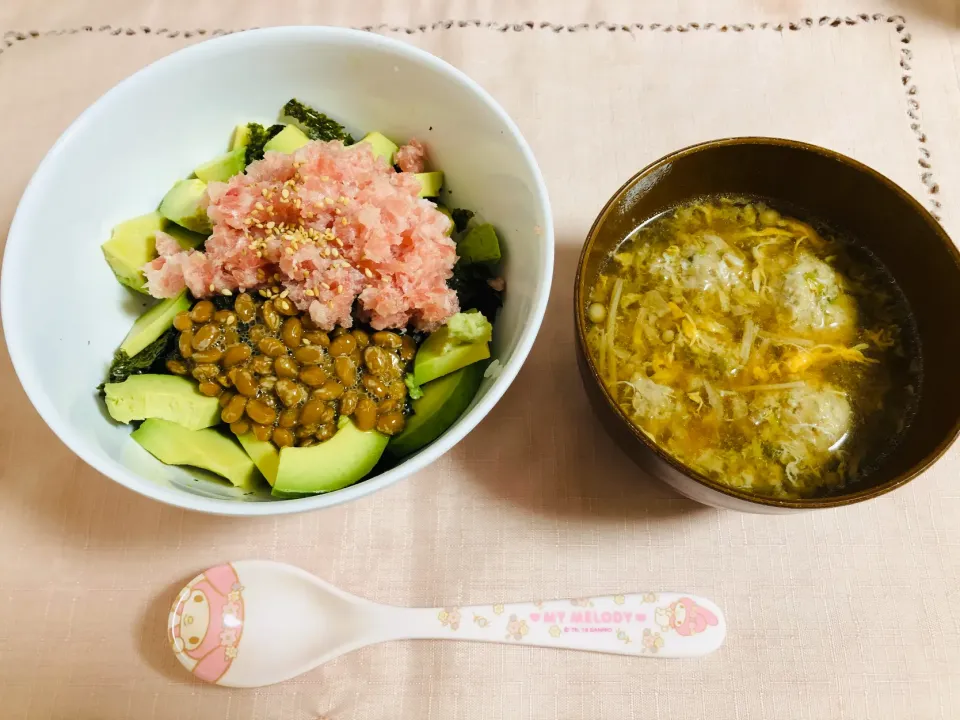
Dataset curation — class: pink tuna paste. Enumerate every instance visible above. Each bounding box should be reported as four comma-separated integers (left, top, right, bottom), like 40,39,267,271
143,139,458,331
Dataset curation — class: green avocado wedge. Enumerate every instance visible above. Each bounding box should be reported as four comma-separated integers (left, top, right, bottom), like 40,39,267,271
100,212,167,293
387,362,485,459
359,131,399,164
131,419,262,490
272,417,389,495
415,171,444,198
194,147,246,182
104,374,221,430
236,432,280,487
413,324,490,386
119,291,189,358
263,125,310,154
159,179,211,234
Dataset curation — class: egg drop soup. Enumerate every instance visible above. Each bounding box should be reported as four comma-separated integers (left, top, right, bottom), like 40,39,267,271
585,197,922,499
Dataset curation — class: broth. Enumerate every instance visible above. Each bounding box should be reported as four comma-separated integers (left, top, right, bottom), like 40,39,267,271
585,196,922,499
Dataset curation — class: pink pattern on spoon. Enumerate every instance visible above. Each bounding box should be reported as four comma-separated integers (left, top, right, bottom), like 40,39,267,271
168,563,244,683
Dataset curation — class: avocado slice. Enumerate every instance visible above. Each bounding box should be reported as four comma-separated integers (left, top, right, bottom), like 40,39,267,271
359,131,399,164
132,419,262,490
101,214,205,293
413,325,490,386
162,224,206,252
436,205,454,237
119,291,190,358
236,432,280,486
194,147,246,183
273,417,389,494
104,374,221,430
230,123,252,151
457,223,501,264
415,171,444,198
101,212,168,293
263,125,311,154
388,363,485,459
159,179,211,234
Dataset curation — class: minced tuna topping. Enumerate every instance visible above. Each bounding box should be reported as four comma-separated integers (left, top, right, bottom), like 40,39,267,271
143,139,458,331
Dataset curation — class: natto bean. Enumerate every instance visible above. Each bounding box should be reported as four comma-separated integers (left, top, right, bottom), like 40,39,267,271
221,394,247,424
258,337,286,358
234,293,257,323
173,312,193,332
273,428,295,448
329,334,356,357
281,316,303,348
274,356,300,379
299,366,328,387
245,398,277,425
190,300,214,323
223,344,252,368
293,346,323,364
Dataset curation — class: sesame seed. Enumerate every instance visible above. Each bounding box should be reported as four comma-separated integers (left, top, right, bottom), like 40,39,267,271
261,188,269,197
335,208,342,216
364,268,373,278
325,197,335,206
285,247,294,255
294,199,302,208
274,274,281,281
208,283,215,292
321,282,330,290
255,202,264,211
331,248,339,258
244,218,253,225
335,238,344,247
336,286,343,295
302,338,312,345
341,218,348,225
305,289,315,297
221,288,233,296
281,188,290,199
255,223,264,229
280,290,289,299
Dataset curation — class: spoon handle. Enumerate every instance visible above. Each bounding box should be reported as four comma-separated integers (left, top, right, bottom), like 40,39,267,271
382,592,724,658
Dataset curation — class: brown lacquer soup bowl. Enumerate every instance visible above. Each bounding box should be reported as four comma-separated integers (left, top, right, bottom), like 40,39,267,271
574,138,960,513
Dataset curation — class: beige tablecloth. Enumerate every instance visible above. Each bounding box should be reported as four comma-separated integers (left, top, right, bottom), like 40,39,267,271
3,1,960,718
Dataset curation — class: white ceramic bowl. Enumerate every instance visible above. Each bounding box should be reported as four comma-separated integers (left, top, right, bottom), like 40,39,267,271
1,27,553,515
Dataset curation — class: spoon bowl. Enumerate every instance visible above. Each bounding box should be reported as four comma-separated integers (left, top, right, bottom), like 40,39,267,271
169,560,727,687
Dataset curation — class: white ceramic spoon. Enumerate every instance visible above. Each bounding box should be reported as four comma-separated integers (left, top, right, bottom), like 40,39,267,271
168,560,726,687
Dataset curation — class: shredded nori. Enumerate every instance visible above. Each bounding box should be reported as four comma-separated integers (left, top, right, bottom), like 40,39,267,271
100,327,177,389
244,123,285,165
451,208,475,234
448,262,503,323
280,99,354,144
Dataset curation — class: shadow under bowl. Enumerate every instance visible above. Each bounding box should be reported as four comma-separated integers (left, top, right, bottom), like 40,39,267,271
574,137,960,513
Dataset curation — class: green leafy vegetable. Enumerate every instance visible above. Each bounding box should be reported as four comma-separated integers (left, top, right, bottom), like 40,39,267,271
451,209,475,234
281,99,353,144
245,123,285,165
101,328,177,388
404,373,424,401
